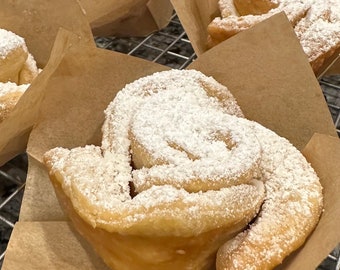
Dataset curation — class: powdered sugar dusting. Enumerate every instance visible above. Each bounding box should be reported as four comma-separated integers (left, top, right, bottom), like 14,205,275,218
218,123,323,269
23,53,39,75
0,29,40,122
0,82,30,111
0,28,26,59
0,82,29,96
101,69,243,159
212,0,310,30
295,0,340,67
44,70,265,236
130,86,261,192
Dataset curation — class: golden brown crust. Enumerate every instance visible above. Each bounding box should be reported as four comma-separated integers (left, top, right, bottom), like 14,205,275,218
49,171,261,270
0,91,23,123
18,53,40,84
0,46,27,84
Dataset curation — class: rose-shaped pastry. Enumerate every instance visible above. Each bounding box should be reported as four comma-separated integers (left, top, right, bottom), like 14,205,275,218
44,69,322,270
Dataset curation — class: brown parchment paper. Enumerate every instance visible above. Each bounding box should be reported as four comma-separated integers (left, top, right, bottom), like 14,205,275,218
3,221,110,270
0,0,94,166
170,0,219,55
78,0,173,37
323,54,340,76
3,13,340,270
0,0,94,67
171,0,340,76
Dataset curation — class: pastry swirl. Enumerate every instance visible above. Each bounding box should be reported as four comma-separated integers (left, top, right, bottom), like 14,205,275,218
44,69,323,270
216,119,323,269
105,70,260,193
44,70,265,270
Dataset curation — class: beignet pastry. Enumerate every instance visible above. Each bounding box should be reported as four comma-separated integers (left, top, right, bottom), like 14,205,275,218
208,0,340,73
44,69,323,270
0,82,29,122
0,28,39,122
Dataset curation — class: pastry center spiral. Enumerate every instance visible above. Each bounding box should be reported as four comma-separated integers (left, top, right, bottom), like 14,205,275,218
130,87,261,193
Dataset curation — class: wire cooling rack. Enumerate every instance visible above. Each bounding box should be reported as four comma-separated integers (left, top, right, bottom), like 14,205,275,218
0,13,340,269
95,14,196,69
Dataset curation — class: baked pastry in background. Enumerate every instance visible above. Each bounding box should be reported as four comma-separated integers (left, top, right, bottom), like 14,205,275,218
0,82,29,123
44,69,323,270
0,28,39,122
208,0,340,73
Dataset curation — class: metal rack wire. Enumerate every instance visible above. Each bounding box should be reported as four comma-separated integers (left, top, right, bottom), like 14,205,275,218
0,155,27,266
95,14,196,69
0,12,339,269
320,75,340,137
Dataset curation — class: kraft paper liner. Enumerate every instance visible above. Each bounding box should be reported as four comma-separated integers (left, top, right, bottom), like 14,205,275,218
170,0,219,56
78,0,173,37
323,54,340,76
316,51,340,78
19,156,66,222
3,221,111,270
170,0,340,76
3,14,340,269
0,0,95,166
